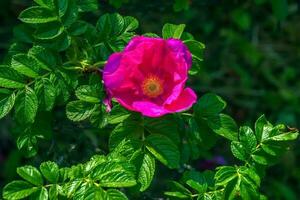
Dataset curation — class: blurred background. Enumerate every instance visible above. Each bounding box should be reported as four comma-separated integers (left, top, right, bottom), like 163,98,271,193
0,0,299,199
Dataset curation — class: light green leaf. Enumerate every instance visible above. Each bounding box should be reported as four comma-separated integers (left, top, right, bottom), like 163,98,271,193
231,141,247,161
11,54,42,78
40,161,59,183
106,189,128,200
66,100,96,121
124,16,139,32
75,85,102,103
34,0,55,9
30,187,48,200
17,166,43,186
19,6,58,24
239,126,257,152
255,114,268,142
268,131,299,141
28,46,56,70
35,78,56,111
0,66,25,89
15,86,38,125
162,23,185,39
3,181,38,200
55,0,68,17
91,161,136,187
0,92,16,119
138,153,155,191
146,134,180,169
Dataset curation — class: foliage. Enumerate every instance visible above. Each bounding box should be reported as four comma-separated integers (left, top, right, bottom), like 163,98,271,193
0,0,299,200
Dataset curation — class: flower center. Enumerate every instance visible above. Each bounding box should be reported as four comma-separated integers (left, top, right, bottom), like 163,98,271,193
142,75,163,98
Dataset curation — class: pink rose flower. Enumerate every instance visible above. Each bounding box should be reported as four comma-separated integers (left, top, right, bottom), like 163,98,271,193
103,36,197,117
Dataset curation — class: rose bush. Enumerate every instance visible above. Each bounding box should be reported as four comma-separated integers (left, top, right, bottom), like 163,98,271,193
0,1,298,200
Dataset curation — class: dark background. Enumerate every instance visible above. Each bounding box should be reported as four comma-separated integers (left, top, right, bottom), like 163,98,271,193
0,0,300,199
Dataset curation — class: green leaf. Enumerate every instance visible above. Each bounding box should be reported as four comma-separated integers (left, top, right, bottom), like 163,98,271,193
28,46,56,70
144,116,180,144
49,185,59,200
96,13,125,39
186,180,207,193
184,40,205,61
61,0,78,27
35,78,56,111
231,141,248,161
75,85,102,103
109,116,143,149
11,54,42,78
55,0,68,17
30,187,48,200
17,134,38,158
106,189,128,200
239,126,257,152
215,166,237,186
91,161,136,187
207,114,238,141
255,115,268,143
251,154,268,165
3,181,38,200
195,93,226,117
268,131,299,141
35,21,64,40
0,92,16,119
15,86,39,125
77,0,99,12
40,161,59,183
165,181,191,199
17,166,43,186
107,105,131,124
162,23,185,39
34,0,55,9
66,100,96,121
146,134,180,169
19,6,58,24
138,153,155,191
69,21,88,36
0,66,25,89
40,32,71,52
124,16,139,32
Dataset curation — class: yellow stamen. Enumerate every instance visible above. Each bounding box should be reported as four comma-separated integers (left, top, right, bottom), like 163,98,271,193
142,75,163,98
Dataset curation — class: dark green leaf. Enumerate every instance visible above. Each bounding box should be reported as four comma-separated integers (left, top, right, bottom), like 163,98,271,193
35,21,64,40
77,0,99,12
207,114,238,141
66,100,96,121
35,78,56,111
96,13,125,39
146,134,180,169
195,93,226,117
